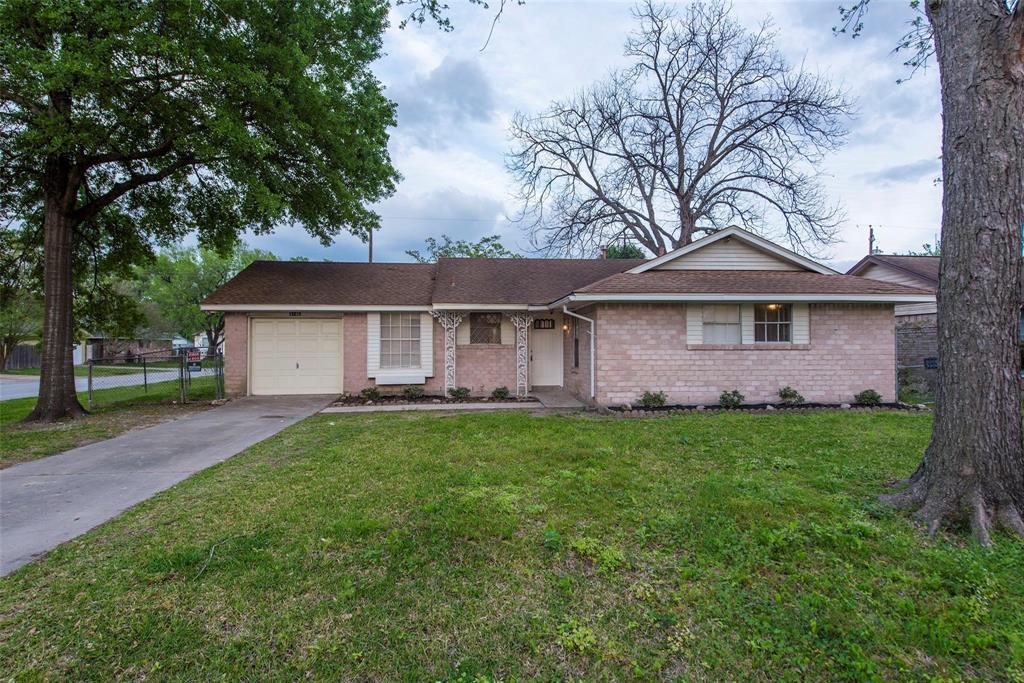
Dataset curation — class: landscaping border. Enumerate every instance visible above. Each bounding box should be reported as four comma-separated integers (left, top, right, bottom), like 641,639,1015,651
608,401,929,418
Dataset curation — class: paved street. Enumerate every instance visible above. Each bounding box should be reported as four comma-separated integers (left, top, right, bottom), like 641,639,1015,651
0,368,213,401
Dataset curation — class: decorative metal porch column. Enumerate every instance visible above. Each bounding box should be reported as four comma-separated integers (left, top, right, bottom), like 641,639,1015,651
431,311,463,394
506,313,533,398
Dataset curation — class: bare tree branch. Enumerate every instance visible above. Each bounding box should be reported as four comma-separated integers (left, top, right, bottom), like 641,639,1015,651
508,0,852,256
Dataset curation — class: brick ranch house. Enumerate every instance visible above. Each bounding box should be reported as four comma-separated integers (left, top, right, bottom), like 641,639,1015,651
201,227,934,406
846,254,939,392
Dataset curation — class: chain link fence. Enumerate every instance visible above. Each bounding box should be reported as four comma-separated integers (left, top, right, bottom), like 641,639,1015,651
85,347,223,409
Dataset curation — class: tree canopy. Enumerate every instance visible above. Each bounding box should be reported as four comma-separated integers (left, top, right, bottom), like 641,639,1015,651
139,244,275,356
406,234,520,262
0,0,399,419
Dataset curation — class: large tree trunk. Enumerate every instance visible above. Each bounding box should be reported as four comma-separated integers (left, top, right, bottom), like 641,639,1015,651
882,0,1024,544
27,189,86,422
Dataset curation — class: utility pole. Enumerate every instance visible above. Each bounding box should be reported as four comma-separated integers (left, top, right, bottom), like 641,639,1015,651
368,228,373,263
868,225,876,255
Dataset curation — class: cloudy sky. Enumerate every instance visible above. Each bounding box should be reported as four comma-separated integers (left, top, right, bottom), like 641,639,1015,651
246,0,942,272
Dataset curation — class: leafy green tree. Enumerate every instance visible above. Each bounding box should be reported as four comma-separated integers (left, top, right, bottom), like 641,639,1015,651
605,243,647,259
0,230,42,371
406,234,519,262
140,245,275,358
1,0,398,420
903,242,941,257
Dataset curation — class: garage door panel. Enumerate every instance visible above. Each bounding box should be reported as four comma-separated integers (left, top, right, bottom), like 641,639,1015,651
250,318,343,395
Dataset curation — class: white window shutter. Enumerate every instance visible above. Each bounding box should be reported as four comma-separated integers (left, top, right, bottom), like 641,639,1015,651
741,304,755,344
420,313,433,376
686,305,703,344
792,304,810,344
366,312,380,378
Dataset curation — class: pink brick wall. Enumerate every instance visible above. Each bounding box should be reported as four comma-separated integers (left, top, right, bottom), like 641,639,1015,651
563,306,597,403
342,313,514,396
591,303,896,406
223,312,248,397
341,313,445,395
455,344,517,395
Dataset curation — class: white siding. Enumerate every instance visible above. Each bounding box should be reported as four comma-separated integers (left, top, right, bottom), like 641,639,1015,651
687,302,809,344
655,237,802,271
896,302,937,316
859,263,929,288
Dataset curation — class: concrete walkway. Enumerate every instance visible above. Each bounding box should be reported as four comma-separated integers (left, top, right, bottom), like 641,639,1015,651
0,394,332,575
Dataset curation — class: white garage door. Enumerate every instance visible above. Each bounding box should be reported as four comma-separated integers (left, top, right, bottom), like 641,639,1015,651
251,318,343,395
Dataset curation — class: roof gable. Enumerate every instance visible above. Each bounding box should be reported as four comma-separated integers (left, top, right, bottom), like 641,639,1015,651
846,255,939,288
628,227,836,275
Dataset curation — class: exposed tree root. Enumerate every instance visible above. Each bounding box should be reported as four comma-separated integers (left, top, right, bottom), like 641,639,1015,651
881,480,1024,547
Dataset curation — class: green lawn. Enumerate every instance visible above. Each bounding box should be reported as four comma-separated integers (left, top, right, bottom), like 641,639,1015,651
1,411,1021,681
1,379,214,467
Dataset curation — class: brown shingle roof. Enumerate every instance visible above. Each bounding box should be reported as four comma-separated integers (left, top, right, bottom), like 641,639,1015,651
576,270,933,296
202,261,437,306
847,255,940,287
431,258,645,305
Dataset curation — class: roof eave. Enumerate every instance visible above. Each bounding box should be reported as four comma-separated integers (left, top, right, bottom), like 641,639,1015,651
558,293,936,305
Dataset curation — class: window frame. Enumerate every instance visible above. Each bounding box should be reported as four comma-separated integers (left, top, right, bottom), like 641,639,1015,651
379,312,422,369
469,312,503,345
701,304,741,344
754,303,792,343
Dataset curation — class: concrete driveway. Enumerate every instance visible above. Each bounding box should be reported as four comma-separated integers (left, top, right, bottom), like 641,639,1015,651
0,394,332,575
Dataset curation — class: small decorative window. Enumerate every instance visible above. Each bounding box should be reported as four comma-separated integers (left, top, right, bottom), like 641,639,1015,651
533,318,555,330
754,303,792,343
702,304,741,344
469,312,502,344
380,313,421,368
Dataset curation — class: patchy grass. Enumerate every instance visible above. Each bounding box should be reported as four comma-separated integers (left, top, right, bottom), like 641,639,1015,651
0,380,214,467
1,411,1021,681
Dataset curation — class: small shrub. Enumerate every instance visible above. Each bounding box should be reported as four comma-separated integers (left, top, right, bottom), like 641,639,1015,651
855,389,882,406
491,386,510,399
637,390,667,408
360,386,381,401
402,385,424,400
542,527,562,551
777,386,805,405
719,389,744,408
448,386,471,400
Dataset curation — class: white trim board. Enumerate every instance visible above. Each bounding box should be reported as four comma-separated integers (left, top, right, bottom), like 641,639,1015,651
627,226,837,275
552,293,935,306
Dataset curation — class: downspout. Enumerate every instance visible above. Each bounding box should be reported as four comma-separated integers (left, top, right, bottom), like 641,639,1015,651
563,305,596,401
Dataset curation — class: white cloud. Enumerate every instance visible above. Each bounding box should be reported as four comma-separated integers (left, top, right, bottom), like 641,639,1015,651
249,0,946,270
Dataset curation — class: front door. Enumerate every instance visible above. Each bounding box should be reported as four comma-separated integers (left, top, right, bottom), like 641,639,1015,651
529,314,563,386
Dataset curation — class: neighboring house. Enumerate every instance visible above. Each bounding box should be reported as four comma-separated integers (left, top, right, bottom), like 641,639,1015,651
846,255,939,391
201,227,933,406
81,336,174,361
